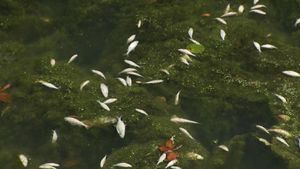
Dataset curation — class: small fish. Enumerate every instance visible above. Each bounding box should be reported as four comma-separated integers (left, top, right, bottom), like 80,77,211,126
100,155,107,168
268,128,292,138
92,70,106,79
51,130,58,144
80,80,90,91
117,78,127,86
64,117,89,129
174,90,181,105
115,117,126,138
125,71,143,78
100,83,109,98
251,4,267,10
180,57,189,65
254,0,259,5
179,127,195,140
124,59,141,68
282,70,300,77
215,17,227,25
218,145,229,152
221,12,237,17
97,100,110,111
188,28,193,39
274,94,287,103
160,69,170,75
50,58,56,67
137,20,142,28
256,137,271,146
39,163,60,168
127,34,136,44
238,5,245,13
224,4,231,14
294,18,300,27
19,154,28,167
113,162,132,168
253,41,262,53
126,76,132,87
135,108,148,116
157,153,166,165
170,166,182,169
255,125,270,134
220,29,226,41
144,79,164,84
250,9,266,15
178,49,196,57
189,38,201,45
67,54,78,64
37,80,59,90
165,159,177,168
276,136,289,147
201,13,211,17
103,98,117,104
125,41,139,56
261,44,277,49
170,115,199,124
119,68,138,74
186,152,204,160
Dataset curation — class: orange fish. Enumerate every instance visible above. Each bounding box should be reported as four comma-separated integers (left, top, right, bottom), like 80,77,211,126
201,13,211,17
159,139,179,161
0,83,11,103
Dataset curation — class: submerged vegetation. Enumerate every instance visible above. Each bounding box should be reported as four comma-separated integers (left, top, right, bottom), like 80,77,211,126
0,0,300,168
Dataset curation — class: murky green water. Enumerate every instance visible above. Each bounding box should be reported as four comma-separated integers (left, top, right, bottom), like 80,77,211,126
0,0,300,169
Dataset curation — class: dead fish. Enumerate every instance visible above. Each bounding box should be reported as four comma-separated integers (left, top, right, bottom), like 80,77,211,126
115,117,126,138
254,0,259,5
294,18,300,27
282,70,300,77
124,59,141,68
97,100,110,111
126,76,132,87
256,137,271,146
174,90,181,105
160,69,170,75
137,20,142,28
170,115,199,124
103,98,117,104
135,108,148,116
180,56,190,65
50,58,56,67
215,17,227,25
189,38,201,45
274,94,287,103
170,166,181,169
251,4,267,10
250,9,266,15
157,153,166,165
276,136,289,147
80,80,90,91
113,162,132,168
100,83,109,98
269,128,292,138
39,163,60,168
117,77,127,86
179,127,195,140
224,4,231,14
125,71,143,78
255,125,270,134
125,41,139,56
178,49,196,57
127,34,136,44
37,80,59,90
64,117,88,129
238,5,245,13
188,28,193,39
51,130,58,144
92,70,106,79
119,68,138,74
100,155,107,168
165,159,177,168
277,114,290,122
253,41,262,53
220,29,226,41
67,54,78,64
144,79,164,84
218,145,229,152
221,12,237,17
19,154,28,167
186,152,204,160
261,44,277,49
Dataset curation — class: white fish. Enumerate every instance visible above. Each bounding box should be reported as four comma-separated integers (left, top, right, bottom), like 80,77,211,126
254,0,259,5
157,153,166,165
188,28,193,39
189,38,201,45
126,76,132,87
253,41,261,53
124,59,141,68
135,108,148,116
282,70,300,77
261,44,277,49
115,117,126,138
170,115,199,124
250,9,266,15
255,125,270,134
137,20,142,28
224,4,231,14
186,152,204,160
100,83,109,98
251,4,267,10
257,137,271,146
39,165,56,169
180,57,189,65
67,54,78,64
100,155,107,168
178,49,196,57
125,41,139,56
51,130,58,144
294,18,300,27
37,80,59,90
125,71,143,78
103,98,117,104
274,94,287,103
97,100,110,111
215,17,227,25
170,166,182,169
238,5,245,13
174,90,181,105
80,80,90,91
144,79,164,84
117,77,127,86
113,162,132,168
179,127,195,140
160,69,170,75
218,145,229,152
19,154,28,167
64,117,88,129
40,163,60,167
119,68,138,74
92,70,106,79
50,58,56,67
127,34,136,44
276,136,289,147
268,128,292,138
165,159,177,168
220,29,226,41
221,12,237,17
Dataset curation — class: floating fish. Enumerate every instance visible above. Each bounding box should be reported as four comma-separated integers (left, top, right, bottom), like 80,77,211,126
144,79,164,84
257,137,271,146
221,12,237,17
179,127,195,140
170,115,199,124
67,54,78,64
51,130,58,144
103,98,117,104
113,162,132,168
39,163,60,169
165,159,177,168
119,68,138,74
37,80,59,90
64,117,88,129
180,56,189,65
157,153,166,165
238,5,245,13
125,41,139,56
251,4,267,10
115,117,126,138
92,70,106,79
250,9,266,15
100,155,107,168
188,28,193,39
277,114,290,122
269,128,292,138
189,38,201,45
160,69,170,75
137,20,142,28
97,100,110,111
295,18,300,27
253,41,262,53
100,83,109,98
178,49,196,57
174,90,181,105
218,145,229,152
126,76,132,87
19,154,28,167
274,94,287,103
276,136,289,147
215,17,227,25
80,80,90,91
124,59,141,68
50,58,55,67
254,0,259,5
117,78,127,86
135,108,148,116
170,166,182,169
220,29,226,41
127,34,136,44
125,71,143,78
261,44,277,49
282,70,300,77
255,125,270,134
224,4,231,14
186,152,204,160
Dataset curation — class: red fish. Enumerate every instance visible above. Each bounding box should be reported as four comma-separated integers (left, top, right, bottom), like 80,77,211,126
0,83,11,103
158,139,179,161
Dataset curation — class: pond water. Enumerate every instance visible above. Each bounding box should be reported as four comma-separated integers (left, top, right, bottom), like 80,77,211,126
0,0,300,169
